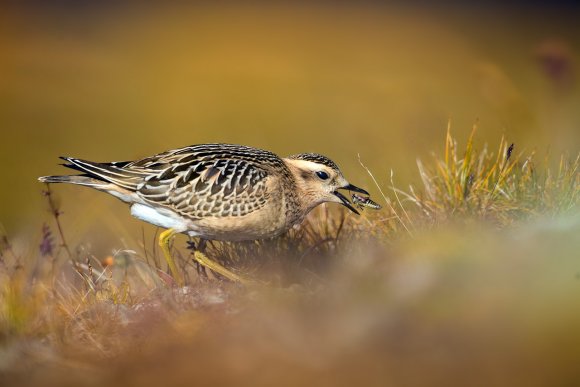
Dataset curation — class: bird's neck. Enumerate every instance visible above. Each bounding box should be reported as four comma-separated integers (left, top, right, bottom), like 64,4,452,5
282,159,324,219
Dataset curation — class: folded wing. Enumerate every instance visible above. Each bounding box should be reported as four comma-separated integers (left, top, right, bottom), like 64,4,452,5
62,144,280,219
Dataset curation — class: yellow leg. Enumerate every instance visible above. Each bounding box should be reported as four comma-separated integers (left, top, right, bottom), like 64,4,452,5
159,228,183,286
193,250,255,286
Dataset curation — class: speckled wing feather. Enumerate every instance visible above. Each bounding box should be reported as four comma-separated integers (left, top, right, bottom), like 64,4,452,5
126,144,287,218
59,144,287,218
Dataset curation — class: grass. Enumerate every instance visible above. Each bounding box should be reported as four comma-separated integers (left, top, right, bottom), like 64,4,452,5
407,125,579,225
0,131,579,386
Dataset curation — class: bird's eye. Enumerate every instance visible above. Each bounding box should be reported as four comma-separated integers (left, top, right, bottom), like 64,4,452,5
316,171,329,180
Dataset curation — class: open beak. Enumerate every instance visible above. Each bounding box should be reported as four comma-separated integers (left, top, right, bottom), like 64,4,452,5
332,183,370,215
341,183,369,196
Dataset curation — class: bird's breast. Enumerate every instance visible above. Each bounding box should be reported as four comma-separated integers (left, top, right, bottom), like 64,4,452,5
191,201,290,241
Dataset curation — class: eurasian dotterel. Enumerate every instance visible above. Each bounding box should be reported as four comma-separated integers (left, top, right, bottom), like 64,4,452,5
39,143,371,285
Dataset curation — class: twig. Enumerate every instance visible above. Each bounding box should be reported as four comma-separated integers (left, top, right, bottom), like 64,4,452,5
357,154,413,236
390,169,414,229
141,226,151,267
43,184,74,260
41,184,89,287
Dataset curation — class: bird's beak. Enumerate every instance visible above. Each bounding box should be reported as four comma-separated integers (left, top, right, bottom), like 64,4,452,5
332,183,369,215
341,183,369,196
332,190,360,215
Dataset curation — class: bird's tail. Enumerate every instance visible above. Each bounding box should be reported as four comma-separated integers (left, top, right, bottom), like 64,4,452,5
38,175,106,187
38,156,143,203
38,175,136,203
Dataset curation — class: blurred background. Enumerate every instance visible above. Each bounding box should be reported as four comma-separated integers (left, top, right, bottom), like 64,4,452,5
1,1,579,245
1,4,580,386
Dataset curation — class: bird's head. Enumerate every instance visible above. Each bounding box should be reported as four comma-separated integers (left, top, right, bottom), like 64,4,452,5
283,153,369,215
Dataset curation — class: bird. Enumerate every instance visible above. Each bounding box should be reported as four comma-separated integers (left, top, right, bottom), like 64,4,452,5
38,143,369,285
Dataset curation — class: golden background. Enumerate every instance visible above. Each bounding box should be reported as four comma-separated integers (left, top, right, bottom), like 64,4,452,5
1,4,580,386
1,3,579,240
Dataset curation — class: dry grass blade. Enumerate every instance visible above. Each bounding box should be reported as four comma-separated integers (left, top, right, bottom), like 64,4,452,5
407,129,579,225
0,130,578,387
357,154,413,236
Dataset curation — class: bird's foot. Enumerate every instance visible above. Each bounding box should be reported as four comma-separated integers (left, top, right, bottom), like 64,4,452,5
192,251,263,287
159,228,184,287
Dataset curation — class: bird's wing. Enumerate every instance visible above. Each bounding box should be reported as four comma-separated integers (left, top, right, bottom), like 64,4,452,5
60,144,286,218
129,144,284,218
58,157,147,191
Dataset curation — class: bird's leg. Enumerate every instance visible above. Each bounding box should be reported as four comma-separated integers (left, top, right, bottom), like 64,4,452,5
191,239,253,285
197,238,208,252
187,238,208,280
158,228,184,286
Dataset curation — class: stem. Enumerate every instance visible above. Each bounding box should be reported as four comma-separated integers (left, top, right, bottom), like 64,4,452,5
43,184,73,259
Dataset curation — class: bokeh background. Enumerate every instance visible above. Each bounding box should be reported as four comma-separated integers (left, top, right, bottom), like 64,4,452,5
1,1,579,246
1,3,580,386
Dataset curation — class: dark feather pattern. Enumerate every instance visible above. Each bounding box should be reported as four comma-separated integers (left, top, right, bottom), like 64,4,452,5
58,144,288,219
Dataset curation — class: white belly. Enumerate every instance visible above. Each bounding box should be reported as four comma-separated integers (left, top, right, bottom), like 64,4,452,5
130,203,193,233
129,201,290,241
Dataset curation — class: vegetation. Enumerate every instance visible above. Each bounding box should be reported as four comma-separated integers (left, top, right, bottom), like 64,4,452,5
1,131,578,386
